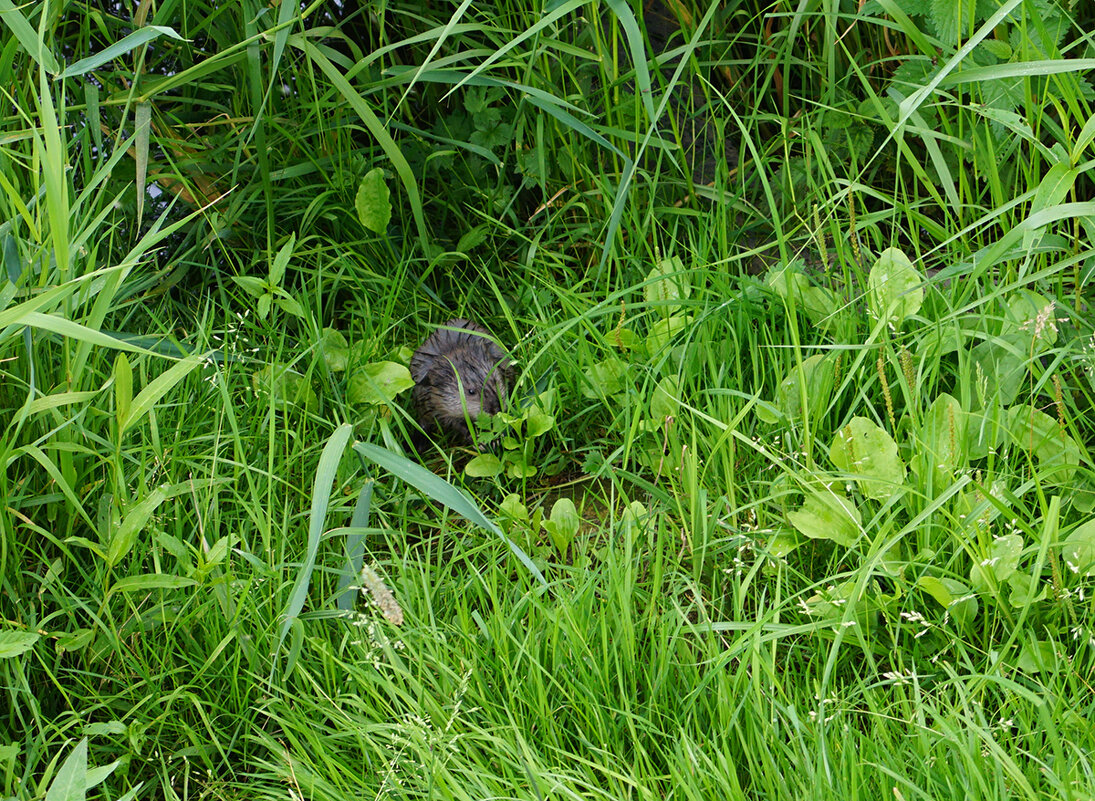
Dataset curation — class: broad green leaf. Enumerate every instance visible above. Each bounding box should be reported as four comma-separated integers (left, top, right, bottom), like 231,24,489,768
829,416,907,500
542,498,580,555
231,275,268,297
1025,164,1076,249
347,361,414,406
582,357,628,399
1006,572,1047,608
252,364,319,412
644,255,690,312
525,405,555,438
917,576,978,626
651,376,680,421
646,314,692,354
969,533,1023,591
868,247,923,327
0,631,39,659
44,738,87,801
1001,289,1057,350
910,393,967,488
269,232,296,285
758,354,836,425
787,489,861,547
356,168,392,234
113,353,132,429
108,487,168,567
970,334,1027,407
456,225,489,253
274,295,305,318
1016,639,1058,674
1008,404,1080,482
56,628,94,655
465,453,503,478
1063,519,1095,577
320,328,349,372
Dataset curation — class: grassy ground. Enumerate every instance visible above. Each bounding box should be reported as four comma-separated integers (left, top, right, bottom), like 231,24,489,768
3,0,1095,798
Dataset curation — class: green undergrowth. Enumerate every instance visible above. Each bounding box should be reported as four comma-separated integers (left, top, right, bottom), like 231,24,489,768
2,0,1095,799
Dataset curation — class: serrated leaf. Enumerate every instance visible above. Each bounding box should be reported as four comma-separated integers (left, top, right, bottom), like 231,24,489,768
356,167,391,234
347,361,414,406
787,490,862,547
929,0,977,46
868,247,923,327
829,417,907,500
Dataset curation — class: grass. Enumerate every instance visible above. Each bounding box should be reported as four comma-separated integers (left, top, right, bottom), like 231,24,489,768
2,0,1095,798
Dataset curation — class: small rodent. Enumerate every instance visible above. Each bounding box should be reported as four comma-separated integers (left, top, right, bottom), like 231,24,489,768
410,318,512,446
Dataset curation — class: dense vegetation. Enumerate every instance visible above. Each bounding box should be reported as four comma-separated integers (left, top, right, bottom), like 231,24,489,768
3,0,1095,798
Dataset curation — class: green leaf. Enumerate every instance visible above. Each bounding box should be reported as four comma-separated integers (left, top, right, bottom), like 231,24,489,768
542,498,580,555
910,393,967,488
645,314,692,354
269,232,296,286
829,417,907,500
252,364,319,412
274,295,305,319
651,376,680,421
1063,519,1095,577
110,574,199,594
108,486,168,567
320,328,349,372
354,442,545,585
928,0,977,45
257,293,273,320
0,0,62,73
581,357,628,399
44,738,87,801
456,225,489,253
113,353,132,430
759,354,836,425
1006,572,1047,607
917,576,978,626
347,361,414,406
1002,289,1058,350
121,352,207,437
970,334,1027,407
1015,639,1058,674
58,26,185,78
969,533,1023,591
465,453,504,477
0,631,40,659
525,405,555,438
644,255,690,312
787,489,862,547
356,167,392,234
231,275,268,297
1008,404,1080,482
868,247,923,327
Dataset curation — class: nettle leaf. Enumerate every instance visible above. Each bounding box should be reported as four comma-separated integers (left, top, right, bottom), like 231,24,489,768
582,357,628,399
969,533,1023,592
929,0,978,46
644,255,691,312
356,167,392,234
1007,404,1081,483
868,247,923,327
917,576,979,626
829,417,907,501
787,489,862,547
1063,519,1095,577
347,362,414,406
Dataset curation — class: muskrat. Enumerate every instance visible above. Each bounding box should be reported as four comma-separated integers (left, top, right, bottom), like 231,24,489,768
410,318,512,447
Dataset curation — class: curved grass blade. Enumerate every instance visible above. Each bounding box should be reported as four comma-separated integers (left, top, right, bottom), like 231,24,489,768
354,441,546,586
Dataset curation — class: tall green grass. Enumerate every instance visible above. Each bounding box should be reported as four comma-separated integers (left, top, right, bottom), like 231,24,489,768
2,0,1094,798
